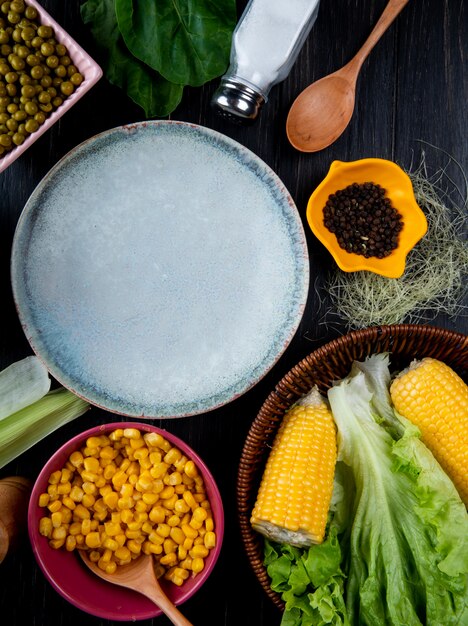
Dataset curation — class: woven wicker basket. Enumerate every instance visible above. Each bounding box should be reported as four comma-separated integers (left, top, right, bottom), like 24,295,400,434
237,324,468,611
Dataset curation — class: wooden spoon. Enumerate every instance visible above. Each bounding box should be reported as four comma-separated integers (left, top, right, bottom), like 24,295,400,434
79,551,193,626
286,0,410,152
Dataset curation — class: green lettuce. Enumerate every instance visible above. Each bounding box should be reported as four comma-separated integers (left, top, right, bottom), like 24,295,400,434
263,354,468,625
328,354,468,625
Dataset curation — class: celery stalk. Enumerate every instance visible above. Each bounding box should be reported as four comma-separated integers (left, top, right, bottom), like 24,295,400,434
0,356,51,421
0,387,90,469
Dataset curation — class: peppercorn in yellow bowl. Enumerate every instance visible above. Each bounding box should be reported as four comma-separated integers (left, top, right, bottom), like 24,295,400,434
306,158,428,278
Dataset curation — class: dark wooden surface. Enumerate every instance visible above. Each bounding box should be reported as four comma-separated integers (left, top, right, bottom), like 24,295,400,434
0,1,467,625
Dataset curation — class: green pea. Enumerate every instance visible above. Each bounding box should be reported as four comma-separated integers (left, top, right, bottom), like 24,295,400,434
10,54,24,69
59,80,74,96
40,75,52,87
37,25,52,39
23,99,36,115
34,110,45,124
12,107,25,120
21,83,34,97
54,64,66,78
30,64,43,79
46,54,58,68
52,95,62,108
21,26,34,40
10,1,25,12
4,70,17,82
70,72,83,87
37,90,49,103
26,53,39,66
0,132,12,147
24,6,37,20
38,101,51,112
5,81,15,95
7,11,21,24
40,41,54,56
31,36,43,48
24,117,38,133
0,42,11,54
16,44,28,57
12,130,24,145
55,43,66,57
11,28,22,43
5,116,16,130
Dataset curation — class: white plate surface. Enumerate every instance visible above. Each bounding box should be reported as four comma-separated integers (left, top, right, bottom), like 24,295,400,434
12,121,309,417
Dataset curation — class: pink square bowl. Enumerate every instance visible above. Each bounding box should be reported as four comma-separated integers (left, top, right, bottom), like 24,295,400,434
0,0,102,174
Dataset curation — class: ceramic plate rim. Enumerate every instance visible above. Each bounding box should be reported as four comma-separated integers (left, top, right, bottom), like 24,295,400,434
11,121,309,418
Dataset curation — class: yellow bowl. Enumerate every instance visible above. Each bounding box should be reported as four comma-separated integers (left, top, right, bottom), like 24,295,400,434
306,158,428,278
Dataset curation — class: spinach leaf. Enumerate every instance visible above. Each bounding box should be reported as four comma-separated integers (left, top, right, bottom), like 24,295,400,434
81,0,183,118
114,0,237,87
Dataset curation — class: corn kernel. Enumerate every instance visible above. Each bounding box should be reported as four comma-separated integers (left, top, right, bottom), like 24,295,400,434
81,493,96,508
85,532,101,548
123,428,141,440
204,531,216,549
127,539,142,555
170,527,185,545
38,493,50,507
174,499,190,515
69,451,84,468
39,517,53,537
191,557,205,574
184,460,198,478
103,491,119,509
65,535,76,551
156,523,171,538
190,544,209,559
69,485,84,502
73,504,91,520
160,552,177,566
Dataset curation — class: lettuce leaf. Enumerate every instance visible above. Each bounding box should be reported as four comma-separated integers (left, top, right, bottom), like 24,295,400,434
328,353,468,626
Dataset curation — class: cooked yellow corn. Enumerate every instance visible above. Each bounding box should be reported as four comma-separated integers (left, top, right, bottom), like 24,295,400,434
37,428,216,583
390,357,468,506
251,386,337,547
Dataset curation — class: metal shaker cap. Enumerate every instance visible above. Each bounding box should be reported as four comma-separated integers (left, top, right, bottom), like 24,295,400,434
211,78,266,123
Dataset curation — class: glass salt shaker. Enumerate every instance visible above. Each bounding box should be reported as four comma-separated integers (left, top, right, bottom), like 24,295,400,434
211,0,321,122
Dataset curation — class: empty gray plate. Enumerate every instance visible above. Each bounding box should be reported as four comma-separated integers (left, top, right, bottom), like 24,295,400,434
11,121,309,418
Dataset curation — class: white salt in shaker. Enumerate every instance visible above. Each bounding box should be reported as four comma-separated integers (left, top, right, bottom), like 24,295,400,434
211,0,321,122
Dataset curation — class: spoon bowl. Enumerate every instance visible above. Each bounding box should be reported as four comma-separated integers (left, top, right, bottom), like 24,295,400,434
287,70,356,152
79,551,193,626
286,0,410,152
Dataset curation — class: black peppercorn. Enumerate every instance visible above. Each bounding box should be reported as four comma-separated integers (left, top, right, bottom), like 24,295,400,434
322,182,403,259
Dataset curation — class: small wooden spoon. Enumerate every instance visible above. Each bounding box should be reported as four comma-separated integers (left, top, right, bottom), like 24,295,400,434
286,0,410,152
79,551,193,626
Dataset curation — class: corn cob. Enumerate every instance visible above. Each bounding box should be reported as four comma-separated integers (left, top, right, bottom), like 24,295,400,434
250,386,337,547
390,357,468,506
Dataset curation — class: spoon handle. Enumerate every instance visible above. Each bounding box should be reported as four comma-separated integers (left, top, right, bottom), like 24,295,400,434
140,582,193,626
345,0,410,76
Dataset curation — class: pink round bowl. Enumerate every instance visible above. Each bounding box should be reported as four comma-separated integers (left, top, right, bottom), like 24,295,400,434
28,422,224,621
